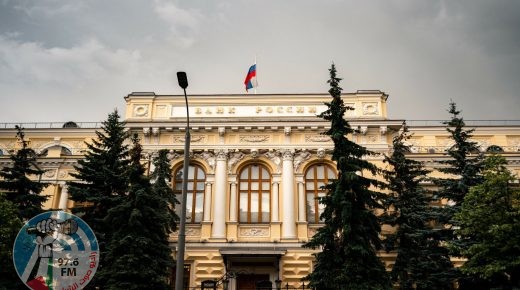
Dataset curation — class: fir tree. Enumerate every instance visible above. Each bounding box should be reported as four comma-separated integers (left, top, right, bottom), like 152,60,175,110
67,110,130,288
435,102,483,225
0,193,24,290
382,123,455,290
0,126,47,220
454,154,520,289
150,149,179,233
303,64,391,290
433,102,484,287
103,135,174,290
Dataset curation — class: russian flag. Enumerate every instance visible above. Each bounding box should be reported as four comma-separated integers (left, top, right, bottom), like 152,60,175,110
244,64,258,92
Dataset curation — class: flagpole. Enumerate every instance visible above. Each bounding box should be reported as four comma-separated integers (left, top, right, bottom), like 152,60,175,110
254,55,257,94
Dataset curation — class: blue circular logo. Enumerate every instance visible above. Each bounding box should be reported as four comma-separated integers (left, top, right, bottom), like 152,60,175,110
13,211,99,290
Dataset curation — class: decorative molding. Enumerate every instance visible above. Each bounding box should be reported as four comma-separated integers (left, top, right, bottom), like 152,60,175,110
167,150,181,161
44,169,56,178
58,170,68,179
173,135,206,143
317,148,326,159
239,226,269,237
239,135,270,143
264,150,282,173
305,135,330,143
366,135,378,143
194,151,215,171
215,149,228,160
172,226,201,237
133,104,149,117
293,150,311,171
250,149,259,159
218,127,225,137
362,102,379,115
228,151,245,172
380,126,388,135
282,149,294,161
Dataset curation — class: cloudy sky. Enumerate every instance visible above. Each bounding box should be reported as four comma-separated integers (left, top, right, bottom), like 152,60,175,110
1,0,519,122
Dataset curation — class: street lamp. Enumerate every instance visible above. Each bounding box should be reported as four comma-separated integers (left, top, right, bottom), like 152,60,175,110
175,71,190,290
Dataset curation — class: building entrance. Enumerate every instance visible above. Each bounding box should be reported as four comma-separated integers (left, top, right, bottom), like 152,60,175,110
236,274,270,290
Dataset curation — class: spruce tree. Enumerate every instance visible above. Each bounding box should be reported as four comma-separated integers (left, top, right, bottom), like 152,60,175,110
0,126,47,220
150,149,179,233
303,64,391,290
382,123,455,290
454,154,520,289
103,135,174,290
433,102,484,288
0,193,24,290
435,102,483,226
67,110,130,288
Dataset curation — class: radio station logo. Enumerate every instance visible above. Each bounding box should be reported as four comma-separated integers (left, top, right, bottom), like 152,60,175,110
13,211,98,290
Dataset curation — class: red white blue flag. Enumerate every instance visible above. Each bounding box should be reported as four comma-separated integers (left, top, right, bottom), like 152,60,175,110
244,64,258,92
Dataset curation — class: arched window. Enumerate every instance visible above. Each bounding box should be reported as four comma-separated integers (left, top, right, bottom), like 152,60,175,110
486,145,504,153
61,146,72,156
238,163,271,223
173,164,206,223
305,163,336,223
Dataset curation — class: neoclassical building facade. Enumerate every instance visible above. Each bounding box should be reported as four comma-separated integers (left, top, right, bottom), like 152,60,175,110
1,91,519,289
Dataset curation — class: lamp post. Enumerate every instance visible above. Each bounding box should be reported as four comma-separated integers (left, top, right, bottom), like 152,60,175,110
175,71,190,290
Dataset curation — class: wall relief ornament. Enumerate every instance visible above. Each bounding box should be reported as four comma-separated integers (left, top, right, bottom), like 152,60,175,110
304,135,331,143
173,135,205,143
194,151,215,171
362,102,379,115
317,148,326,159
250,149,259,159
215,149,228,161
507,137,520,152
239,135,270,143
239,227,269,237
282,149,294,161
167,150,181,161
293,150,311,171
133,104,149,117
474,138,492,151
228,151,245,172
58,170,68,179
44,169,56,178
264,150,281,173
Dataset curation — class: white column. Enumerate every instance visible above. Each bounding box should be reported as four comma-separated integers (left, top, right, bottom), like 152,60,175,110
229,181,237,222
58,183,69,210
203,182,212,222
271,181,280,222
212,149,227,238
297,181,306,222
282,150,296,239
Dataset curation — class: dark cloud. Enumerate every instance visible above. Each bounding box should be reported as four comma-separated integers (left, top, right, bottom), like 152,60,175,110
0,0,518,122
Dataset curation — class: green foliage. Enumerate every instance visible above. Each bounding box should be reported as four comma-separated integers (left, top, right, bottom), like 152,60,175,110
435,102,483,226
0,193,25,290
303,64,391,290
103,135,173,290
0,126,48,220
382,123,455,290
454,154,520,288
67,110,130,288
151,149,179,233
